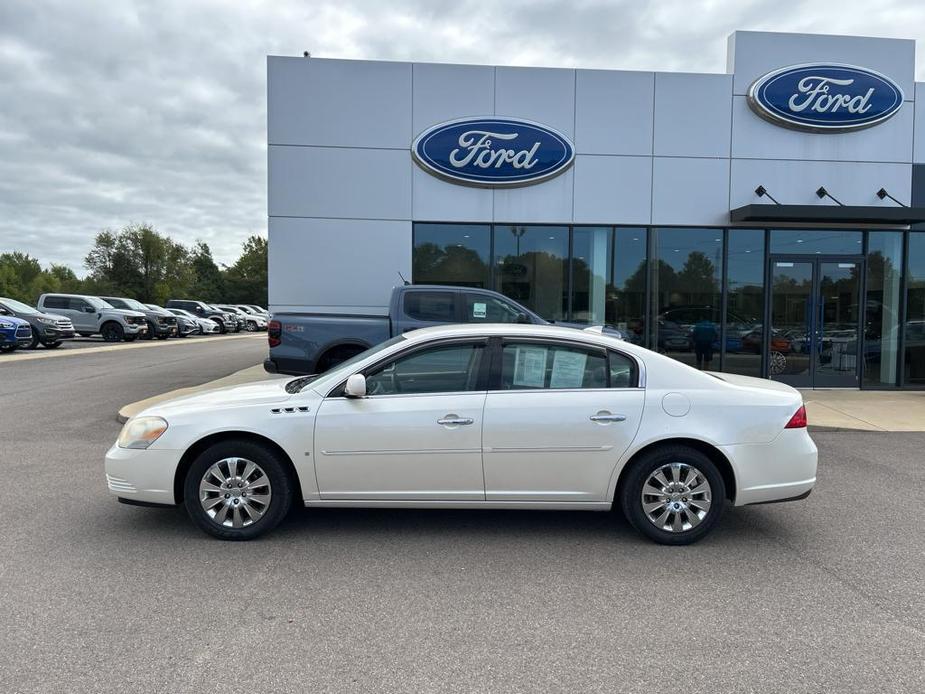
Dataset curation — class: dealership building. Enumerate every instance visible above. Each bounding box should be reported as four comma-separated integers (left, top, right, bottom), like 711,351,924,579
267,30,925,389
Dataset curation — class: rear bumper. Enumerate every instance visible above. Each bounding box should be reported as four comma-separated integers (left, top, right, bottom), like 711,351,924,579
721,428,818,506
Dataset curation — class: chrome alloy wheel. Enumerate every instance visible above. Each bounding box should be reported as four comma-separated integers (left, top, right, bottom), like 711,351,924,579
199,457,272,528
641,462,712,533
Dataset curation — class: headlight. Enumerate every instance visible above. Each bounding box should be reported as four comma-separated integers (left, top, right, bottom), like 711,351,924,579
117,416,168,450
38,317,57,326
0,321,12,329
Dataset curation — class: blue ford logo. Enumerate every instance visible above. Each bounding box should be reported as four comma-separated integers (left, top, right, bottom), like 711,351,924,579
748,63,904,131
412,117,575,187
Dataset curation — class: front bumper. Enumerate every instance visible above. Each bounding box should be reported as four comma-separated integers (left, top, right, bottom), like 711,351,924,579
40,327,76,341
124,322,147,335
721,428,818,506
105,443,182,506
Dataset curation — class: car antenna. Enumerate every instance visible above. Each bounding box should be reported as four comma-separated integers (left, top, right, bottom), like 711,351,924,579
397,271,410,286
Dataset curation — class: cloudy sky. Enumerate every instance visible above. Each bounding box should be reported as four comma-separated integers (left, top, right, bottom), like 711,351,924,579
2,0,925,272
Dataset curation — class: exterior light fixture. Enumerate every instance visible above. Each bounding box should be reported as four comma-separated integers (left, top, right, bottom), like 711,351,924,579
877,188,907,207
754,185,781,204
816,186,844,206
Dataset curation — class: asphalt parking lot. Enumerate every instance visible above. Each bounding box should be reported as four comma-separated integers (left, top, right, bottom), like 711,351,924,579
0,338,923,693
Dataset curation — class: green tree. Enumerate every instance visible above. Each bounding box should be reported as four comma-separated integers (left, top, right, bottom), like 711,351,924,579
190,241,224,302
222,235,267,305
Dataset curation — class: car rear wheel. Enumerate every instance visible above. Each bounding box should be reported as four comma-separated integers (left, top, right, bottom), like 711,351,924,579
620,445,725,545
101,322,124,342
183,439,293,540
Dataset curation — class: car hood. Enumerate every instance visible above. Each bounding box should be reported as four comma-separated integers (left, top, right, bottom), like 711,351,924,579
0,315,30,327
105,308,147,318
144,378,293,417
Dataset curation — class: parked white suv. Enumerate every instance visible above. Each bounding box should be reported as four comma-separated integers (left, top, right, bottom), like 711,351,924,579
37,294,148,342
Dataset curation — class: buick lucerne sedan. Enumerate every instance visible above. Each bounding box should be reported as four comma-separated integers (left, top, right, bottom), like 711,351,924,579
106,324,817,545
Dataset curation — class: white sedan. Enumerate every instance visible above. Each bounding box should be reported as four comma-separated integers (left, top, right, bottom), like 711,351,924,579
106,324,817,544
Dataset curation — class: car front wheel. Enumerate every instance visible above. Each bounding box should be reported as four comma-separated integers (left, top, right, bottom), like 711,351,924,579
183,439,293,540
101,322,124,342
620,445,725,545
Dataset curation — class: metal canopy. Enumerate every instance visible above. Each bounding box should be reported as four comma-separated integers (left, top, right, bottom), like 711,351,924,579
729,204,925,225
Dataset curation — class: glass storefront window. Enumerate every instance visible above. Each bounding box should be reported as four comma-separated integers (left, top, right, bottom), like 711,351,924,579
770,229,863,255
494,225,569,321
571,227,612,324
864,232,903,387
412,223,490,288
653,228,723,370
725,229,765,377
905,233,925,386
607,228,648,346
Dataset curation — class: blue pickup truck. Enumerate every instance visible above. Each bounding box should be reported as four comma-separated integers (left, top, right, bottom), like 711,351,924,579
265,284,621,376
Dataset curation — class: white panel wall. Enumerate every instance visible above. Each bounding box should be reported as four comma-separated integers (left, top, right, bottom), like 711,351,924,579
730,159,912,208
268,146,411,220
573,155,652,224
915,83,925,164
654,73,733,158
651,158,731,226
268,218,411,314
494,67,576,139
493,169,574,223
731,96,914,163
412,165,492,221
412,63,494,137
728,31,915,98
268,57,411,147
574,69,654,155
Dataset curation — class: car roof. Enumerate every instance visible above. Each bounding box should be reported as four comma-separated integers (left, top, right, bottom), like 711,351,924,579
399,322,641,354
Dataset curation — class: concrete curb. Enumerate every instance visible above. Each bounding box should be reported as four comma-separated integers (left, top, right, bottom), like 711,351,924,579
117,364,285,423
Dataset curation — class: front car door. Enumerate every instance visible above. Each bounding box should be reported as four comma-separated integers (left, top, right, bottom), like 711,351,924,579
482,339,645,502
313,339,489,500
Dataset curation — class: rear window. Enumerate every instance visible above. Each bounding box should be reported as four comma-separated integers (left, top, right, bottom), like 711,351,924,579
403,292,456,322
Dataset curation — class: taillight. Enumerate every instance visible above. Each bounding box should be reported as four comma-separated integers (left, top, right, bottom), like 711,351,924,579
785,405,807,429
268,320,281,348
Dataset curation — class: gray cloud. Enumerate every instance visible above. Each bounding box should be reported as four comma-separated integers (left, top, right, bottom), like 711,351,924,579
1,0,923,272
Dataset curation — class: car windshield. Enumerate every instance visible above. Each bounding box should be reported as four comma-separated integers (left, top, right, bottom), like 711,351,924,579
292,334,408,392
0,297,40,315
169,309,190,317
118,298,148,311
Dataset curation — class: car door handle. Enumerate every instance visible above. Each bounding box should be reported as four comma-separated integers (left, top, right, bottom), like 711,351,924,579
437,416,474,426
589,413,626,423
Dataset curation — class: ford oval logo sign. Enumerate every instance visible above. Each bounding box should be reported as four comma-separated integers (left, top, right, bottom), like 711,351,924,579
748,63,904,132
412,117,575,187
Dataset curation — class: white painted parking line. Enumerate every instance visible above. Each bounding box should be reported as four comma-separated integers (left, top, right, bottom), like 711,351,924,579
0,333,264,363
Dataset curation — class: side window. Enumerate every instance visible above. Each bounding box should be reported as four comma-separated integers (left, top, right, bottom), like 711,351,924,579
464,294,523,323
68,298,89,311
403,292,456,322
608,351,638,388
364,343,484,396
500,342,608,390
43,296,66,310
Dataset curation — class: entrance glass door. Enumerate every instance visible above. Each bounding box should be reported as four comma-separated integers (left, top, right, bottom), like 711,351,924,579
769,258,861,388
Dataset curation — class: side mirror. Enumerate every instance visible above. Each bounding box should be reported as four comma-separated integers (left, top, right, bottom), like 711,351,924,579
84,306,95,313
516,312,530,324
344,373,367,398
195,306,203,313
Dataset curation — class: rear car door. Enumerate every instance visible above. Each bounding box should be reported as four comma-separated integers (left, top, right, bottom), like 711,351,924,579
313,339,488,500
481,339,645,502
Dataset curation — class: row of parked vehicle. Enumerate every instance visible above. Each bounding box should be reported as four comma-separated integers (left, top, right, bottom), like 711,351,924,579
0,293,270,352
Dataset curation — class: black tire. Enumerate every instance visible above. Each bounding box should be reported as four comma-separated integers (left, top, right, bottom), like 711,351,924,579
100,321,124,342
183,439,293,540
216,319,227,334
28,331,41,349
42,341,62,349
246,321,257,332
620,445,725,546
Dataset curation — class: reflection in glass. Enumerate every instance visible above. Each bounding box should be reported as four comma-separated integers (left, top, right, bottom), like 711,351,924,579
906,233,925,386
725,229,765,377
653,228,722,369
770,229,863,255
571,227,612,324
769,261,813,386
864,232,902,388
815,261,860,388
494,225,569,321
412,223,491,287
607,229,648,346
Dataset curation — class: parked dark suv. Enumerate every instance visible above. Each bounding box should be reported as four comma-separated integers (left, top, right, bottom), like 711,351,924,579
0,297,75,349
101,296,177,340
165,299,236,334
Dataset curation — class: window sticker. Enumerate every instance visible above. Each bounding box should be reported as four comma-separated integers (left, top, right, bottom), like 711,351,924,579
472,302,487,319
512,346,547,388
549,350,587,389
